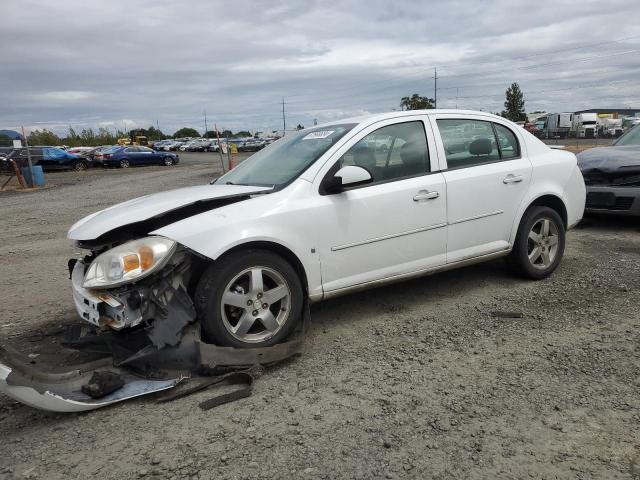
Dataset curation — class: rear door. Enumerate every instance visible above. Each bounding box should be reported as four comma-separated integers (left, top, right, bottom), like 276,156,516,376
123,146,140,164
428,114,532,263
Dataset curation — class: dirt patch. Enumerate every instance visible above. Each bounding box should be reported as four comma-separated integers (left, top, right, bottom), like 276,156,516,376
0,164,639,479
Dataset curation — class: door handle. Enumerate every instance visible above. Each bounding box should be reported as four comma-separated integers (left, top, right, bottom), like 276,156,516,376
503,174,524,184
413,190,439,201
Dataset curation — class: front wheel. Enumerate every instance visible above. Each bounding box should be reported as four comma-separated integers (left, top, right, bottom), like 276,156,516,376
163,156,174,166
507,206,565,280
195,250,303,347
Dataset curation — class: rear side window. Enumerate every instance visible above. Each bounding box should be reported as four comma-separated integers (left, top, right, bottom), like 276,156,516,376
494,123,520,159
337,121,429,184
437,119,520,169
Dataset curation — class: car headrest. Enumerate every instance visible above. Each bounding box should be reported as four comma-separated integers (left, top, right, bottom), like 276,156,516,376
469,138,492,156
400,141,425,166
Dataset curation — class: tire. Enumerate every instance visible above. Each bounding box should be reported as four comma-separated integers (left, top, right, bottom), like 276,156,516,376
163,156,174,166
119,158,130,168
195,249,303,347
72,160,88,171
507,206,565,280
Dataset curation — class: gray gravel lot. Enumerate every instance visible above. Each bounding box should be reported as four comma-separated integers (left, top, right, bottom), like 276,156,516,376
0,158,639,480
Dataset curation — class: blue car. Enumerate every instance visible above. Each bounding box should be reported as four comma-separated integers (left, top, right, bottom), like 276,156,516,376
101,145,179,168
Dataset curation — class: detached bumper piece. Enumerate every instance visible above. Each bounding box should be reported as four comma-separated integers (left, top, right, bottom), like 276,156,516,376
1,303,309,413
0,344,181,413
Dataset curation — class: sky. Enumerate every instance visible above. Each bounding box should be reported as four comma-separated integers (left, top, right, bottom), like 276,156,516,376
1,0,640,136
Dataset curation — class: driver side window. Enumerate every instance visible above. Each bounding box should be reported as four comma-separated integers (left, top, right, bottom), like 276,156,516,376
337,121,429,185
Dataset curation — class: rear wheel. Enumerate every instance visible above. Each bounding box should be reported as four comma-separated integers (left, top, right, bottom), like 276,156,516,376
119,159,130,168
507,206,565,280
72,160,88,171
195,250,303,347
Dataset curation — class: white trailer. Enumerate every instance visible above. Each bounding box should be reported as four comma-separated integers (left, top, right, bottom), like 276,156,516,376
545,113,573,139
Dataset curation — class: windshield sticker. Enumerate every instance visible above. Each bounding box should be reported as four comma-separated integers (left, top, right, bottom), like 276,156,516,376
303,130,334,140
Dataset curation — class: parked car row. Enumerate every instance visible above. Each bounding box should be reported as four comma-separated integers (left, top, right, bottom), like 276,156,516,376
0,145,179,172
150,136,277,153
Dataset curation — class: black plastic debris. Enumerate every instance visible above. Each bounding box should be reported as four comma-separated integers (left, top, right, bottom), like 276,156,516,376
81,371,125,399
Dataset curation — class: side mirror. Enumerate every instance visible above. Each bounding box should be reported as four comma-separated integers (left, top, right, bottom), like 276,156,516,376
325,165,373,193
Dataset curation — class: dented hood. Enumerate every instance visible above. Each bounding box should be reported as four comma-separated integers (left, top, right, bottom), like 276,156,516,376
68,184,272,241
577,145,640,172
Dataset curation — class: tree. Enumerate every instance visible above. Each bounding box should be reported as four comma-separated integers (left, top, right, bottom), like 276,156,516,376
501,83,526,122
295,124,304,130
145,126,165,141
204,130,219,138
220,130,233,138
173,127,200,138
28,129,61,146
400,94,435,111
234,131,251,138
64,127,80,146
0,134,12,146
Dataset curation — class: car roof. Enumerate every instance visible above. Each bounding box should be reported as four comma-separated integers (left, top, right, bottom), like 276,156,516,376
315,109,506,129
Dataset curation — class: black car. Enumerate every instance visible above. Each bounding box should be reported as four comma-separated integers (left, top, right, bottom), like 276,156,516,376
6,146,90,171
577,124,640,216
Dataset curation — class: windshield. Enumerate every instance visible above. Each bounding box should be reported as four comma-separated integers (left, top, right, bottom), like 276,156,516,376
217,124,356,187
614,124,640,146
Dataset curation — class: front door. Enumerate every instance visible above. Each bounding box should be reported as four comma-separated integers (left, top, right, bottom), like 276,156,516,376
314,118,448,293
429,115,532,263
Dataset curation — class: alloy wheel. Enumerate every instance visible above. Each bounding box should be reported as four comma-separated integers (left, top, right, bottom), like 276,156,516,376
220,266,291,343
163,157,173,166
120,159,130,168
527,217,559,269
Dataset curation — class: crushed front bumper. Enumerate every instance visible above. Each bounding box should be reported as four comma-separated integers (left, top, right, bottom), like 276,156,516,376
0,345,181,413
584,185,640,216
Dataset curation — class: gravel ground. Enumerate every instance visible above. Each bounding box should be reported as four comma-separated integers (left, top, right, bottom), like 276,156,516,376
0,159,639,480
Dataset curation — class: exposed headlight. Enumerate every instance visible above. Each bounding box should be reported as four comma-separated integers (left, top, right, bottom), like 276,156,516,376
83,236,176,289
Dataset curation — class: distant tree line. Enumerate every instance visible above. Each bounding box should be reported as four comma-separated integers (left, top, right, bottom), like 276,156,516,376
23,125,264,147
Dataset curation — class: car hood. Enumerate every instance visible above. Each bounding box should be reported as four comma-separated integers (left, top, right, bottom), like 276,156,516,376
68,184,272,241
577,145,640,172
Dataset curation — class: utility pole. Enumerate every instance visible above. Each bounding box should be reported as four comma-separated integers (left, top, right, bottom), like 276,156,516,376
434,67,438,109
281,97,286,135
203,110,208,137
456,87,459,109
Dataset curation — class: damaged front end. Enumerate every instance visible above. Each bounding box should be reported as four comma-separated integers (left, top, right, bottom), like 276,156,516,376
0,184,307,412
69,240,202,350
1,240,306,413
578,148,640,215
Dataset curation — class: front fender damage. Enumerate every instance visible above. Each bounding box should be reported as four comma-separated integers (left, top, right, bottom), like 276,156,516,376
1,250,309,413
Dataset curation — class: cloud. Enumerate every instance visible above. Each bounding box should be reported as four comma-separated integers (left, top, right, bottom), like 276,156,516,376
0,0,639,135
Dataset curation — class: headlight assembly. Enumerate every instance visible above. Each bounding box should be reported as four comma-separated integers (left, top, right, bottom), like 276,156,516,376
83,236,177,289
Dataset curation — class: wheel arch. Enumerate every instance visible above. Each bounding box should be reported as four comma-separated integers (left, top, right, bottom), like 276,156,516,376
211,240,310,296
527,194,568,229
509,192,569,248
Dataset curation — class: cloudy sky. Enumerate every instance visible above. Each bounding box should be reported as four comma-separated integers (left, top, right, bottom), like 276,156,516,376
1,0,639,136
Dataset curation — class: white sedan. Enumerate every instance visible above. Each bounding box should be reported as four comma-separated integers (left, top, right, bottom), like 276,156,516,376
68,110,585,348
